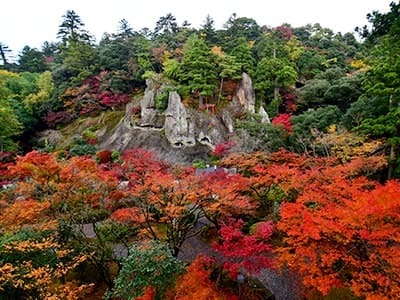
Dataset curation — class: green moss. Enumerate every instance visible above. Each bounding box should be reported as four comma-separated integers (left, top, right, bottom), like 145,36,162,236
101,110,125,134
56,109,125,148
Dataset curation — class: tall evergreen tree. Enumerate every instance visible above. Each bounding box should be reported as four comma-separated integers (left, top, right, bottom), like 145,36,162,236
0,42,12,65
57,10,92,45
229,37,256,75
116,18,135,40
178,34,218,106
201,15,218,46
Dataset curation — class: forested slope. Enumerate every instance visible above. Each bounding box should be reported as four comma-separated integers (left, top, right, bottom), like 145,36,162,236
0,2,400,299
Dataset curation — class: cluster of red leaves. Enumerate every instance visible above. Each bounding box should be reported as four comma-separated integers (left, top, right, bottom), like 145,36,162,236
272,113,292,134
213,219,274,278
174,256,236,300
272,24,294,40
281,91,297,112
222,80,240,101
211,141,237,158
96,150,113,164
131,105,142,116
2,151,119,229
120,148,171,183
61,71,131,118
198,169,255,226
0,152,15,187
98,90,130,108
110,207,145,225
278,177,400,299
136,286,157,300
222,149,396,299
42,111,72,128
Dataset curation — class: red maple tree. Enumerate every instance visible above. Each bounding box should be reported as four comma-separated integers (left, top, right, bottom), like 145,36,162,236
213,219,274,278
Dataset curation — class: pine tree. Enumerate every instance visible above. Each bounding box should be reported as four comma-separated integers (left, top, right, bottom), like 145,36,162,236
178,34,218,106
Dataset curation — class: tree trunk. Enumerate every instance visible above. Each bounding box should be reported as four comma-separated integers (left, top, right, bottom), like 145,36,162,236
388,144,396,179
199,94,204,109
0,45,7,65
218,77,224,104
388,94,395,179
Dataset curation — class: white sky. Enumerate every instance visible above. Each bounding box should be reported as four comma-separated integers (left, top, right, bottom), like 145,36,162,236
0,0,393,58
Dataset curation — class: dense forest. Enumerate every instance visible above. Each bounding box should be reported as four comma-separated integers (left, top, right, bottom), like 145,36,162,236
0,2,399,299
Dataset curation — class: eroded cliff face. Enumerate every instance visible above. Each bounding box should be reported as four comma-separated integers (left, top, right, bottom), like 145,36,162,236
40,73,269,164
164,91,196,148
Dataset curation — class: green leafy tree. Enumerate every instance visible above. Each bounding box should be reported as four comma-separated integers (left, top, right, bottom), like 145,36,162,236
60,40,96,83
355,1,400,43
18,46,47,73
111,241,184,300
116,18,135,40
97,35,130,72
254,30,289,62
41,41,59,62
298,78,331,107
255,57,297,114
342,94,388,128
358,109,400,178
284,35,305,64
126,34,154,82
229,36,256,75
153,13,180,49
323,73,363,111
223,14,262,49
0,102,22,151
236,113,287,152
154,13,179,36
290,105,342,154
354,1,400,178
0,70,41,137
296,48,327,80
214,50,242,102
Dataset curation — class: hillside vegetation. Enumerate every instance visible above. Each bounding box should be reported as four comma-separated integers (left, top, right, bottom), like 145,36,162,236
0,2,400,299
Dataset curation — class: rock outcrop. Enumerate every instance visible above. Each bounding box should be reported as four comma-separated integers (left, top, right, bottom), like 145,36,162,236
259,106,271,123
139,79,157,127
232,72,256,113
164,91,196,148
40,72,259,164
139,78,166,128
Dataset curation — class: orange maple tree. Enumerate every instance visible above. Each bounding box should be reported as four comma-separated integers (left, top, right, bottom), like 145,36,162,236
198,169,255,228
222,149,396,298
0,232,92,299
174,256,238,300
110,148,257,256
0,151,120,290
277,177,400,299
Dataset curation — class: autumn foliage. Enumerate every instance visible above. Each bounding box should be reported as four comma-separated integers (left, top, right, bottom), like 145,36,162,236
278,178,400,299
1,146,397,299
222,149,398,298
0,233,92,299
174,256,238,300
272,113,292,134
213,219,274,277
211,141,237,158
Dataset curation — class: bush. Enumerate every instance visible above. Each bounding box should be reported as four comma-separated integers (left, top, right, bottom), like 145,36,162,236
69,137,96,157
110,240,184,300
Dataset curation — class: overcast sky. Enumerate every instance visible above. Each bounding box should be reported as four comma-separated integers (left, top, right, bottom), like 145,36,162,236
0,0,393,58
